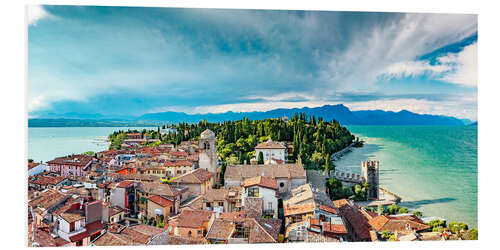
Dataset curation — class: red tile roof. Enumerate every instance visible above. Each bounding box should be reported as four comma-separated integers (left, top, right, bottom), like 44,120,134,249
334,199,372,241
176,210,213,229
171,169,214,184
368,215,430,233
319,204,338,214
148,195,174,207
28,162,40,170
47,155,93,167
323,223,348,234
243,176,278,190
29,176,67,186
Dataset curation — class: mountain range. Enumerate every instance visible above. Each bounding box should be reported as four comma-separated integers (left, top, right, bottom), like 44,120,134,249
29,104,473,127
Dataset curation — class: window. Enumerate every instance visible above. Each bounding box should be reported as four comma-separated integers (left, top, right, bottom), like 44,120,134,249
268,202,273,210
219,202,224,206
197,230,202,235
188,231,192,237
206,202,211,208
279,182,285,188
248,187,259,197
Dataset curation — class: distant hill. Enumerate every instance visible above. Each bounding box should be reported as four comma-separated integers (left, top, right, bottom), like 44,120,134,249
137,104,465,126
28,118,156,127
29,104,467,127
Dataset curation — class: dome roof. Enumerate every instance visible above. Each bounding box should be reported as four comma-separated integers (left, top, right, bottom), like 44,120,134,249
200,129,215,140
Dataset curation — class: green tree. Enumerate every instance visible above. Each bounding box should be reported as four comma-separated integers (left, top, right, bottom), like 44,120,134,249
398,206,408,214
413,211,422,217
449,222,468,233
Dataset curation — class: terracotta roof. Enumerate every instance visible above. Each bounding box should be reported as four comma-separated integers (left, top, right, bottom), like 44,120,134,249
28,162,40,170
204,188,228,202
319,204,338,214
116,180,135,188
129,224,167,237
225,163,306,180
368,215,430,233
243,176,278,190
335,200,372,241
93,232,134,246
169,151,188,157
332,198,350,208
206,219,235,240
283,202,315,216
28,189,69,209
148,195,174,207
255,140,286,149
137,182,182,197
176,210,213,229
170,169,213,184
149,233,206,245
120,227,151,245
60,210,85,223
47,154,93,167
30,226,70,247
323,222,348,234
29,176,67,186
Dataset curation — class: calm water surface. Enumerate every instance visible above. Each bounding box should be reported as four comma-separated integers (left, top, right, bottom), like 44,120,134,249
28,127,155,162
335,125,477,228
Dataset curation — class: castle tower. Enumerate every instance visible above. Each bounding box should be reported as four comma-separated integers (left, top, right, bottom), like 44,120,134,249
199,129,218,176
361,160,379,200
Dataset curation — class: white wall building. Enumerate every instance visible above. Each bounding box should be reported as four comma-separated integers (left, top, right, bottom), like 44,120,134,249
254,139,287,164
241,176,279,218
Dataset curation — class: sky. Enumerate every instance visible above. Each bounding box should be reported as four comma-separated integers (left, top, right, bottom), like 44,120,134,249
27,5,478,120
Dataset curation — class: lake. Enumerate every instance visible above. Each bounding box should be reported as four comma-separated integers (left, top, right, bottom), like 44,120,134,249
28,127,156,163
335,125,477,228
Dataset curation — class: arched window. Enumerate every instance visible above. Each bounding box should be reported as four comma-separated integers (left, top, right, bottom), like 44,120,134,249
188,231,192,237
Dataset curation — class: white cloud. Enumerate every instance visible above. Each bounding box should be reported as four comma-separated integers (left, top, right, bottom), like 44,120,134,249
321,13,477,91
379,42,477,87
438,43,477,87
27,5,51,26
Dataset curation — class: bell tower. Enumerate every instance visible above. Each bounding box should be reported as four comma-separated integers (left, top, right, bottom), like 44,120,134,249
199,129,217,175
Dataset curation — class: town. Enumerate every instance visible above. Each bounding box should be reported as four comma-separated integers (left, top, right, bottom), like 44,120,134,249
27,117,477,246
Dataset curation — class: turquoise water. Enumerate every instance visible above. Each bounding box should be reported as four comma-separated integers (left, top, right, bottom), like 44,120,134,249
334,125,477,228
28,127,155,163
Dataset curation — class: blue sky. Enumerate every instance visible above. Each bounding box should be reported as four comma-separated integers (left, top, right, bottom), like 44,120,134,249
27,5,478,120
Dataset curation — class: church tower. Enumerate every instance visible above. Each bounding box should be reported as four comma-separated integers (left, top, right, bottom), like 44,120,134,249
362,160,379,200
199,129,218,176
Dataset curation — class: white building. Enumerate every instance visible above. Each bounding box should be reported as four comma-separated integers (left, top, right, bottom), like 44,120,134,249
254,139,287,164
241,176,279,218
